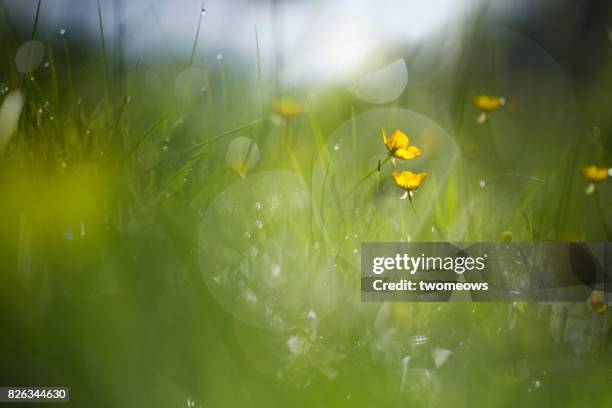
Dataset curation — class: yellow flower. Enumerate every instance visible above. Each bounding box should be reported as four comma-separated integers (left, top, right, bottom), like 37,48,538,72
582,165,609,183
381,128,421,160
391,171,427,199
473,95,506,112
271,97,302,118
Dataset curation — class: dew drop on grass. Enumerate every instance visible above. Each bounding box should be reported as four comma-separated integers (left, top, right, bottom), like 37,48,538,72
201,8,206,15
243,288,257,305
479,180,486,188
59,28,66,36
255,202,262,210
162,145,168,152
44,61,50,68
608,168,612,177
255,220,263,229
334,144,340,151
287,334,310,355
432,348,452,368
216,53,223,60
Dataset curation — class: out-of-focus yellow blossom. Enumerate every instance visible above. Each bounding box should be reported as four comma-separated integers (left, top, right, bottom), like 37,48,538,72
582,165,609,183
381,128,421,160
473,95,506,112
582,165,610,194
473,95,506,124
271,97,302,118
391,171,427,200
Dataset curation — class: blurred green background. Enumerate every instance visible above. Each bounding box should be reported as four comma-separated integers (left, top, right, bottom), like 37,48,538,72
0,0,611,406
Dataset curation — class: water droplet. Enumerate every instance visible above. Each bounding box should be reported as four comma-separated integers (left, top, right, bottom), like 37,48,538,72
334,144,340,151
162,145,169,152
409,334,429,346
216,53,223,60
255,220,263,229
255,201,262,210
479,180,486,188
29,76,34,81
59,28,66,36
353,248,358,253
243,288,257,305
44,61,50,68
271,264,281,278
306,309,317,319
432,348,452,368
608,168,612,177
201,8,206,15
126,95,132,104
49,115,54,121
287,334,310,354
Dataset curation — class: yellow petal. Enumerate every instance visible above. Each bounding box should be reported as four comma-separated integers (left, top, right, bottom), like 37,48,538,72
473,95,505,112
394,146,421,160
390,171,428,191
381,128,388,144
389,129,409,148
581,165,609,183
272,97,303,118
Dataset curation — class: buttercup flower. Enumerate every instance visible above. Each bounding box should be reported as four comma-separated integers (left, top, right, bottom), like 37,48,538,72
381,128,421,162
582,165,610,194
391,171,427,200
473,95,506,124
272,97,302,118
582,165,609,183
473,95,506,112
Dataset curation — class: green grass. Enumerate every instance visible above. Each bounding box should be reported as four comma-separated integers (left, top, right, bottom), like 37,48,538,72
0,2,611,407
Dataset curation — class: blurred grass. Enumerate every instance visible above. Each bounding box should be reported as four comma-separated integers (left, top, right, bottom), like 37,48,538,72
0,1,611,407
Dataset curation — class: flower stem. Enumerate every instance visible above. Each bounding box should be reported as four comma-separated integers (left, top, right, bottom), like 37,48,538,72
345,155,392,197
594,190,612,240
408,193,422,228
485,120,505,172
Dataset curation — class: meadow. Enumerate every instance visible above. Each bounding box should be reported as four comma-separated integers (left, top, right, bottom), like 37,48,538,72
0,1,611,406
